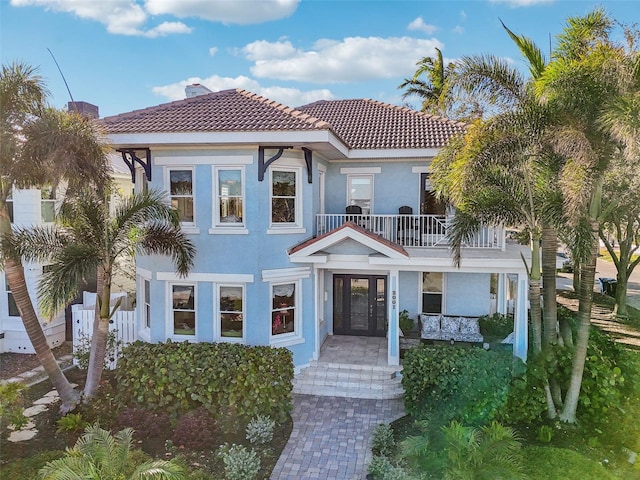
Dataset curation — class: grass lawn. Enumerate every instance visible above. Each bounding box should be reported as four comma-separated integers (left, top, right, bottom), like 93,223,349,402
599,247,640,264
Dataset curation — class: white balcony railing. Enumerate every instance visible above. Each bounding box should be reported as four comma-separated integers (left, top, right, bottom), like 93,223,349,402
316,214,505,249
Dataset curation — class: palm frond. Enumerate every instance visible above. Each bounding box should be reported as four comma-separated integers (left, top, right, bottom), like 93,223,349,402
137,223,196,277
500,19,547,79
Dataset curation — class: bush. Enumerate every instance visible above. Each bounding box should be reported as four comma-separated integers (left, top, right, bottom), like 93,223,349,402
478,313,512,339
217,443,261,480
116,407,170,441
115,341,294,423
73,330,122,369
172,406,218,450
56,412,88,433
371,423,396,457
1,451,65,480
402,345,515,424
522,446,618,480
367,456,410,480
246,414,275,445
399,310,414,334
0,382,27,429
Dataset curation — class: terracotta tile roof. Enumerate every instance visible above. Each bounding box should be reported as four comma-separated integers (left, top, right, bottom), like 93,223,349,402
101,89,331,134
288,222,408,257
297,99,466,149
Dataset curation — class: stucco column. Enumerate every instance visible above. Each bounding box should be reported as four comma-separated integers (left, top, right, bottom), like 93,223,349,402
513,273,528,361
313,265,320,361
497,273,507,315
387,269,400,366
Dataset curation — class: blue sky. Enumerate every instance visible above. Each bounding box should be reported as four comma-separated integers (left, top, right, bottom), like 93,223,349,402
2,0,638,118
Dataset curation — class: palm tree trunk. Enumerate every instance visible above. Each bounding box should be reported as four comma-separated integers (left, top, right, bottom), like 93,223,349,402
0,206,79,412
529,235,543,354
541,226,558,345
559,216,599,423
83,266,110,400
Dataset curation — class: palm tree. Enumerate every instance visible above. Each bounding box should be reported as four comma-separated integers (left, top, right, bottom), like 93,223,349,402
1,62,110,411
39,424,187,480
15,189,196,400
535,8,631,422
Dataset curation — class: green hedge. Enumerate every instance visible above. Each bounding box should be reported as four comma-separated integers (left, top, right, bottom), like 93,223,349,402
401,345,517,425
115,341,294,423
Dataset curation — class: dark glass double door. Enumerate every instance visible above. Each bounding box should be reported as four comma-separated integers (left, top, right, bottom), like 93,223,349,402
333,274,387,337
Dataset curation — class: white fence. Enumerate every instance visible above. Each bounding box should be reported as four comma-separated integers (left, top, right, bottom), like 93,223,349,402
71,293,136,370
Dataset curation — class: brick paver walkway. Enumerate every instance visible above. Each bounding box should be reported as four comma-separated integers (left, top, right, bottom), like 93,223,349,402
271,394,405,480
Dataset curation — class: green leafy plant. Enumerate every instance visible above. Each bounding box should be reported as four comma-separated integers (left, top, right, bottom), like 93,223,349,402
478,313,512,339
371,423,396,458
0,382,28,429
246,414,275,445
115,341,294,423
40,424,187,480
537,425,554,443
522,446,618,480
443,421,525,480
56,412,88,433
217,443,260,480
399,310,415,334
73,329,122,369
367,455,411,480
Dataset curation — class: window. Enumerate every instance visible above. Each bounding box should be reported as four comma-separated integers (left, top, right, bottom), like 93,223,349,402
422,272,443,314
41,186,56,223
169,169,194,225
143,279,151,329
215,168,244,226
6,189,13,223
172,284,195,336
5,276,18,317
271,282,296,337
218,285,244,340
348,175,373,214
271,169,299,226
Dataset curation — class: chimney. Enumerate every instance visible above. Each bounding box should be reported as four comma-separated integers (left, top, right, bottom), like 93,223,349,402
185,83,213,98
68,101,99,119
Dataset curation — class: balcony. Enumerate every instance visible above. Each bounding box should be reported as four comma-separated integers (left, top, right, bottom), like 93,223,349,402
316,214,505,249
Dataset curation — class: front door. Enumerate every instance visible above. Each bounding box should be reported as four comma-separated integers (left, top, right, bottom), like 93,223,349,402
333,274,386,336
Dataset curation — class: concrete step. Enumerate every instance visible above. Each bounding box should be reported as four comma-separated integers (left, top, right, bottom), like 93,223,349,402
293,383,404,400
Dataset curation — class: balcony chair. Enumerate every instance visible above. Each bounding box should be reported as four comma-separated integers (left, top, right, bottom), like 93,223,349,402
397,205,418,244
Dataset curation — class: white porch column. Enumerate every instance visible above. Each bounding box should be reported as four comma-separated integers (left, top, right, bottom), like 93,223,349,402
313,265,320,361
497,273,507,315
387,269,400,366
513,273,528,361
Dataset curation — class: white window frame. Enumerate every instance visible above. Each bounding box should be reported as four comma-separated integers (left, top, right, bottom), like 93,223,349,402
215,284,246,342
168,283,197,339
269,279,302,346
165,167,197,232
143,278,151,330
6,188,14,223
40,185,57,223
347,174,374,215
268,166,303,232
4,274,18,317
210,165,247,234
421,272,445,314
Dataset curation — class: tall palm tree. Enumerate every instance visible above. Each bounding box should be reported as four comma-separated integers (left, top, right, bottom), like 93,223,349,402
1,62,110,411
535,8,629,422
15,189,196,400
39,424,187,480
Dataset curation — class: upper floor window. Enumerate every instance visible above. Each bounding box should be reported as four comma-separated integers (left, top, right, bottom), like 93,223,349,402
41,186,56,223
6,189,13,223
422,272,443,314
270,168,301,227
143,279,151,330
169,169,194,225
215,167,244,226
348,175,373,214
218,285,244,341
171,284,195,337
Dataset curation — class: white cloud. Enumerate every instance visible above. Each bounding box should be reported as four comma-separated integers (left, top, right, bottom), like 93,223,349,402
460,10,467,21
152,75,334,107
144,0,300,25
407,17,438,35
489,0,554,6
243,36,444,83
209,47,218,56
452,25,464,34
144,21,192,38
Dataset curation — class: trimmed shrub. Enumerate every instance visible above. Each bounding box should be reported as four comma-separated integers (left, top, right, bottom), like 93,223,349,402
115,341,294,423
246,414,275,445
402,345,515,424
116,407,170,441
217,443,260,480
172,406,217,450
399,310,414,334
371,423,396,458
367,456,410,480
478,313,512,339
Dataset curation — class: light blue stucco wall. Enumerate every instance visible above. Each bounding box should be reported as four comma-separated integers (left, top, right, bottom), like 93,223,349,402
445,272,491,316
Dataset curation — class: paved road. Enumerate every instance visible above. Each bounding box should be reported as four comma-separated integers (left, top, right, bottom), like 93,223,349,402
557,257,640,310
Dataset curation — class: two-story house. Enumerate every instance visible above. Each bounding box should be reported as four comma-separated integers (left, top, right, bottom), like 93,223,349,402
101,88,529,378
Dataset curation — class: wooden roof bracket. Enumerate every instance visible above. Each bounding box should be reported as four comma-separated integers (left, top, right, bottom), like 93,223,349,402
117,148,151,183
258,146,313,183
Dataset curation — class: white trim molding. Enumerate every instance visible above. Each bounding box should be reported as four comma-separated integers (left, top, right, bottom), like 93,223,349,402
155,155,253,165
157,272,254,283
340,167,381,175
262,266,311,282
136,267,152,280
